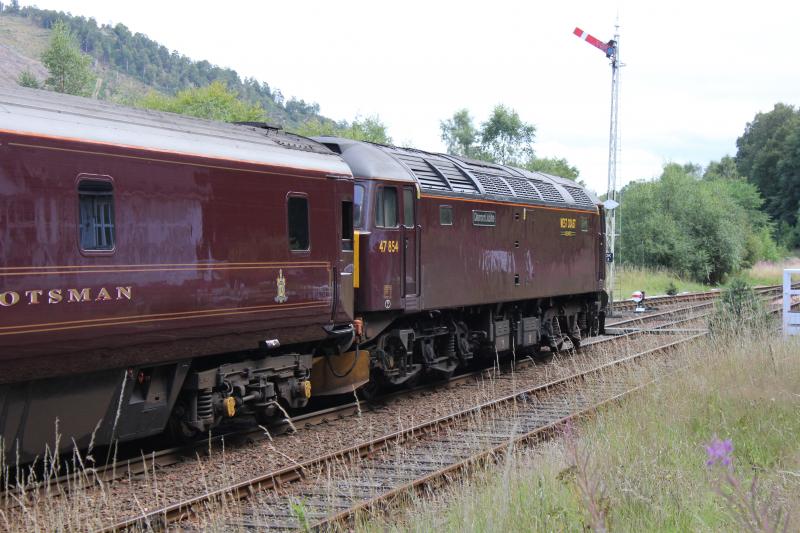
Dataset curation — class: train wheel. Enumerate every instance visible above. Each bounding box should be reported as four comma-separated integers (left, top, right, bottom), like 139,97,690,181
359,370,383,402
167,401,203,443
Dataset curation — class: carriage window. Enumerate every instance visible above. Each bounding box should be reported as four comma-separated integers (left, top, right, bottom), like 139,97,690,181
439,205,453,226
403,187,415,227
78,180,115,251
375,186,398,228
288,196,310,251
341,200,354,251
354,184,365,228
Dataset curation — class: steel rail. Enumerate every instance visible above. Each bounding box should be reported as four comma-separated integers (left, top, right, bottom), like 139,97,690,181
312,336,703,532
102,331,703,532
611,284,782,311
98,287,794,531
309,298,796,532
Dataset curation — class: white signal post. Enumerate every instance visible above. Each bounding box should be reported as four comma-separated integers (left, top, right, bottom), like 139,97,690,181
574,22,622,312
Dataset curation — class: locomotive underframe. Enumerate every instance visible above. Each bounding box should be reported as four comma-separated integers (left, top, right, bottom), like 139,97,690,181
362,291,606,388
0,334,354,462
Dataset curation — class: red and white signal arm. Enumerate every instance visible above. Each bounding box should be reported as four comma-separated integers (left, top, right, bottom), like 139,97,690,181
631,291,644,303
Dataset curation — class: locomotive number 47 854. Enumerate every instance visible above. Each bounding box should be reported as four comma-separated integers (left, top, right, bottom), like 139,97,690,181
378,240,400,253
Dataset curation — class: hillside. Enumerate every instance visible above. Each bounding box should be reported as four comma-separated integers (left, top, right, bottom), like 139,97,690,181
0,6,332,128
0,14,48,86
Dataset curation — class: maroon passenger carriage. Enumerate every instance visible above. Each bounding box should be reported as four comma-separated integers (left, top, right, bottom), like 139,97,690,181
0,87,357,462
316,137,607,390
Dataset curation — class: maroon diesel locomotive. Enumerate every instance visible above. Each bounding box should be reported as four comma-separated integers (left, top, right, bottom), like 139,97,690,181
316,138,606,390
0,87,605,463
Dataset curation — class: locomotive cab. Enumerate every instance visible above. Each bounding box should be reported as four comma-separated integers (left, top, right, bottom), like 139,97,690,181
353,179,419,314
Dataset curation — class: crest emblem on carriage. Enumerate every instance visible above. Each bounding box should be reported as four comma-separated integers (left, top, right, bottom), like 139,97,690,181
274,269,288,303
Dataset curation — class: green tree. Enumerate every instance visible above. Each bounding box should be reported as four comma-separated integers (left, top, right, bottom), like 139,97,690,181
2,6,331,128
17,70,40,89
479,104,536,165
440,109,479,158
41,20,95,96
294,117,340,138
294,115,392,144
703,155,739,180
735,103,800,245
619,163,780,283
440,105,536,165
136,81,265,122
343,115,392,144
524,156,581,183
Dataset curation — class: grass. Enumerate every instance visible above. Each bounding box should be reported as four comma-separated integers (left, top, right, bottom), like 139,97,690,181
615,264,710,299
741,258,800,287
360,330,800,532
615,258,800,300
0,13,158,103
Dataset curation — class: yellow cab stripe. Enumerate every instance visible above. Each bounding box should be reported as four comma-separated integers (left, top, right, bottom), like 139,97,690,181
353,230,360,288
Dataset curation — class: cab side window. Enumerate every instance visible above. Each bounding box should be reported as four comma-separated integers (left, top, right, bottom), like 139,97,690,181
403,186,415,227
375,186,398,228
354,184,365,228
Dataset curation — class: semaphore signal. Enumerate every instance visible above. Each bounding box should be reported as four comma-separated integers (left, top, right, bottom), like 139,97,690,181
573,27,617,58
574,21,622,311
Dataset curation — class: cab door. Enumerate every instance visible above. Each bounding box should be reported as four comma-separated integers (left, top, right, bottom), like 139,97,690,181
401,186,419,307
333,178,354,322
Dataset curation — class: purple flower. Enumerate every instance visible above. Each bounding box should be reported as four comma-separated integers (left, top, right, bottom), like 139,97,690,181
705,437,734,467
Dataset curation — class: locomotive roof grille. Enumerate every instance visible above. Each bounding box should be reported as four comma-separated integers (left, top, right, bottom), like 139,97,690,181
427,157,480,194
312,137,599,211
505,177,543,201
473,172,513,197
386,146,595,209
393,153,452,191
531,180,565,204
563,186,597,209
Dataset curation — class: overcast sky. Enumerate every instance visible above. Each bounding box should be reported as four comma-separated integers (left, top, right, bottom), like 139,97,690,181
17,0,800,193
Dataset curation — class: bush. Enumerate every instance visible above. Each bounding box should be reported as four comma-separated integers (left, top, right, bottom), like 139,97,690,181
620,163,780,283
709,278,770,336
666,281,678,296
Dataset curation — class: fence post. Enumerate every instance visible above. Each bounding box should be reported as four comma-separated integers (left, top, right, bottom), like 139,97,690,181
784,269,800,336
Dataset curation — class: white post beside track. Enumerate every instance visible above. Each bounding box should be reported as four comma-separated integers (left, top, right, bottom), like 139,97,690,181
784,269,800,336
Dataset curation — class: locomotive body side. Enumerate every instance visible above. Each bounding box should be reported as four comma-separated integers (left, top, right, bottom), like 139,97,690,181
415,194,602,310
0,88,354,462
318,137,606,388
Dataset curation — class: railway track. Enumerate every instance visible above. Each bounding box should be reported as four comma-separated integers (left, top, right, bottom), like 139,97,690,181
3,285,791,531
102,286,795,531
109,333,701,531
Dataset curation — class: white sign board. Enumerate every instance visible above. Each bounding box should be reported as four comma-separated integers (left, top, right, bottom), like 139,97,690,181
603,199,619,210
784,269,800,336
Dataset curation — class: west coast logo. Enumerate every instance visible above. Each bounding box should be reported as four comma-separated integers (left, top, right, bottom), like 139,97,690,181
274,269,288,303
560,217,577,237
0,286,133,307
